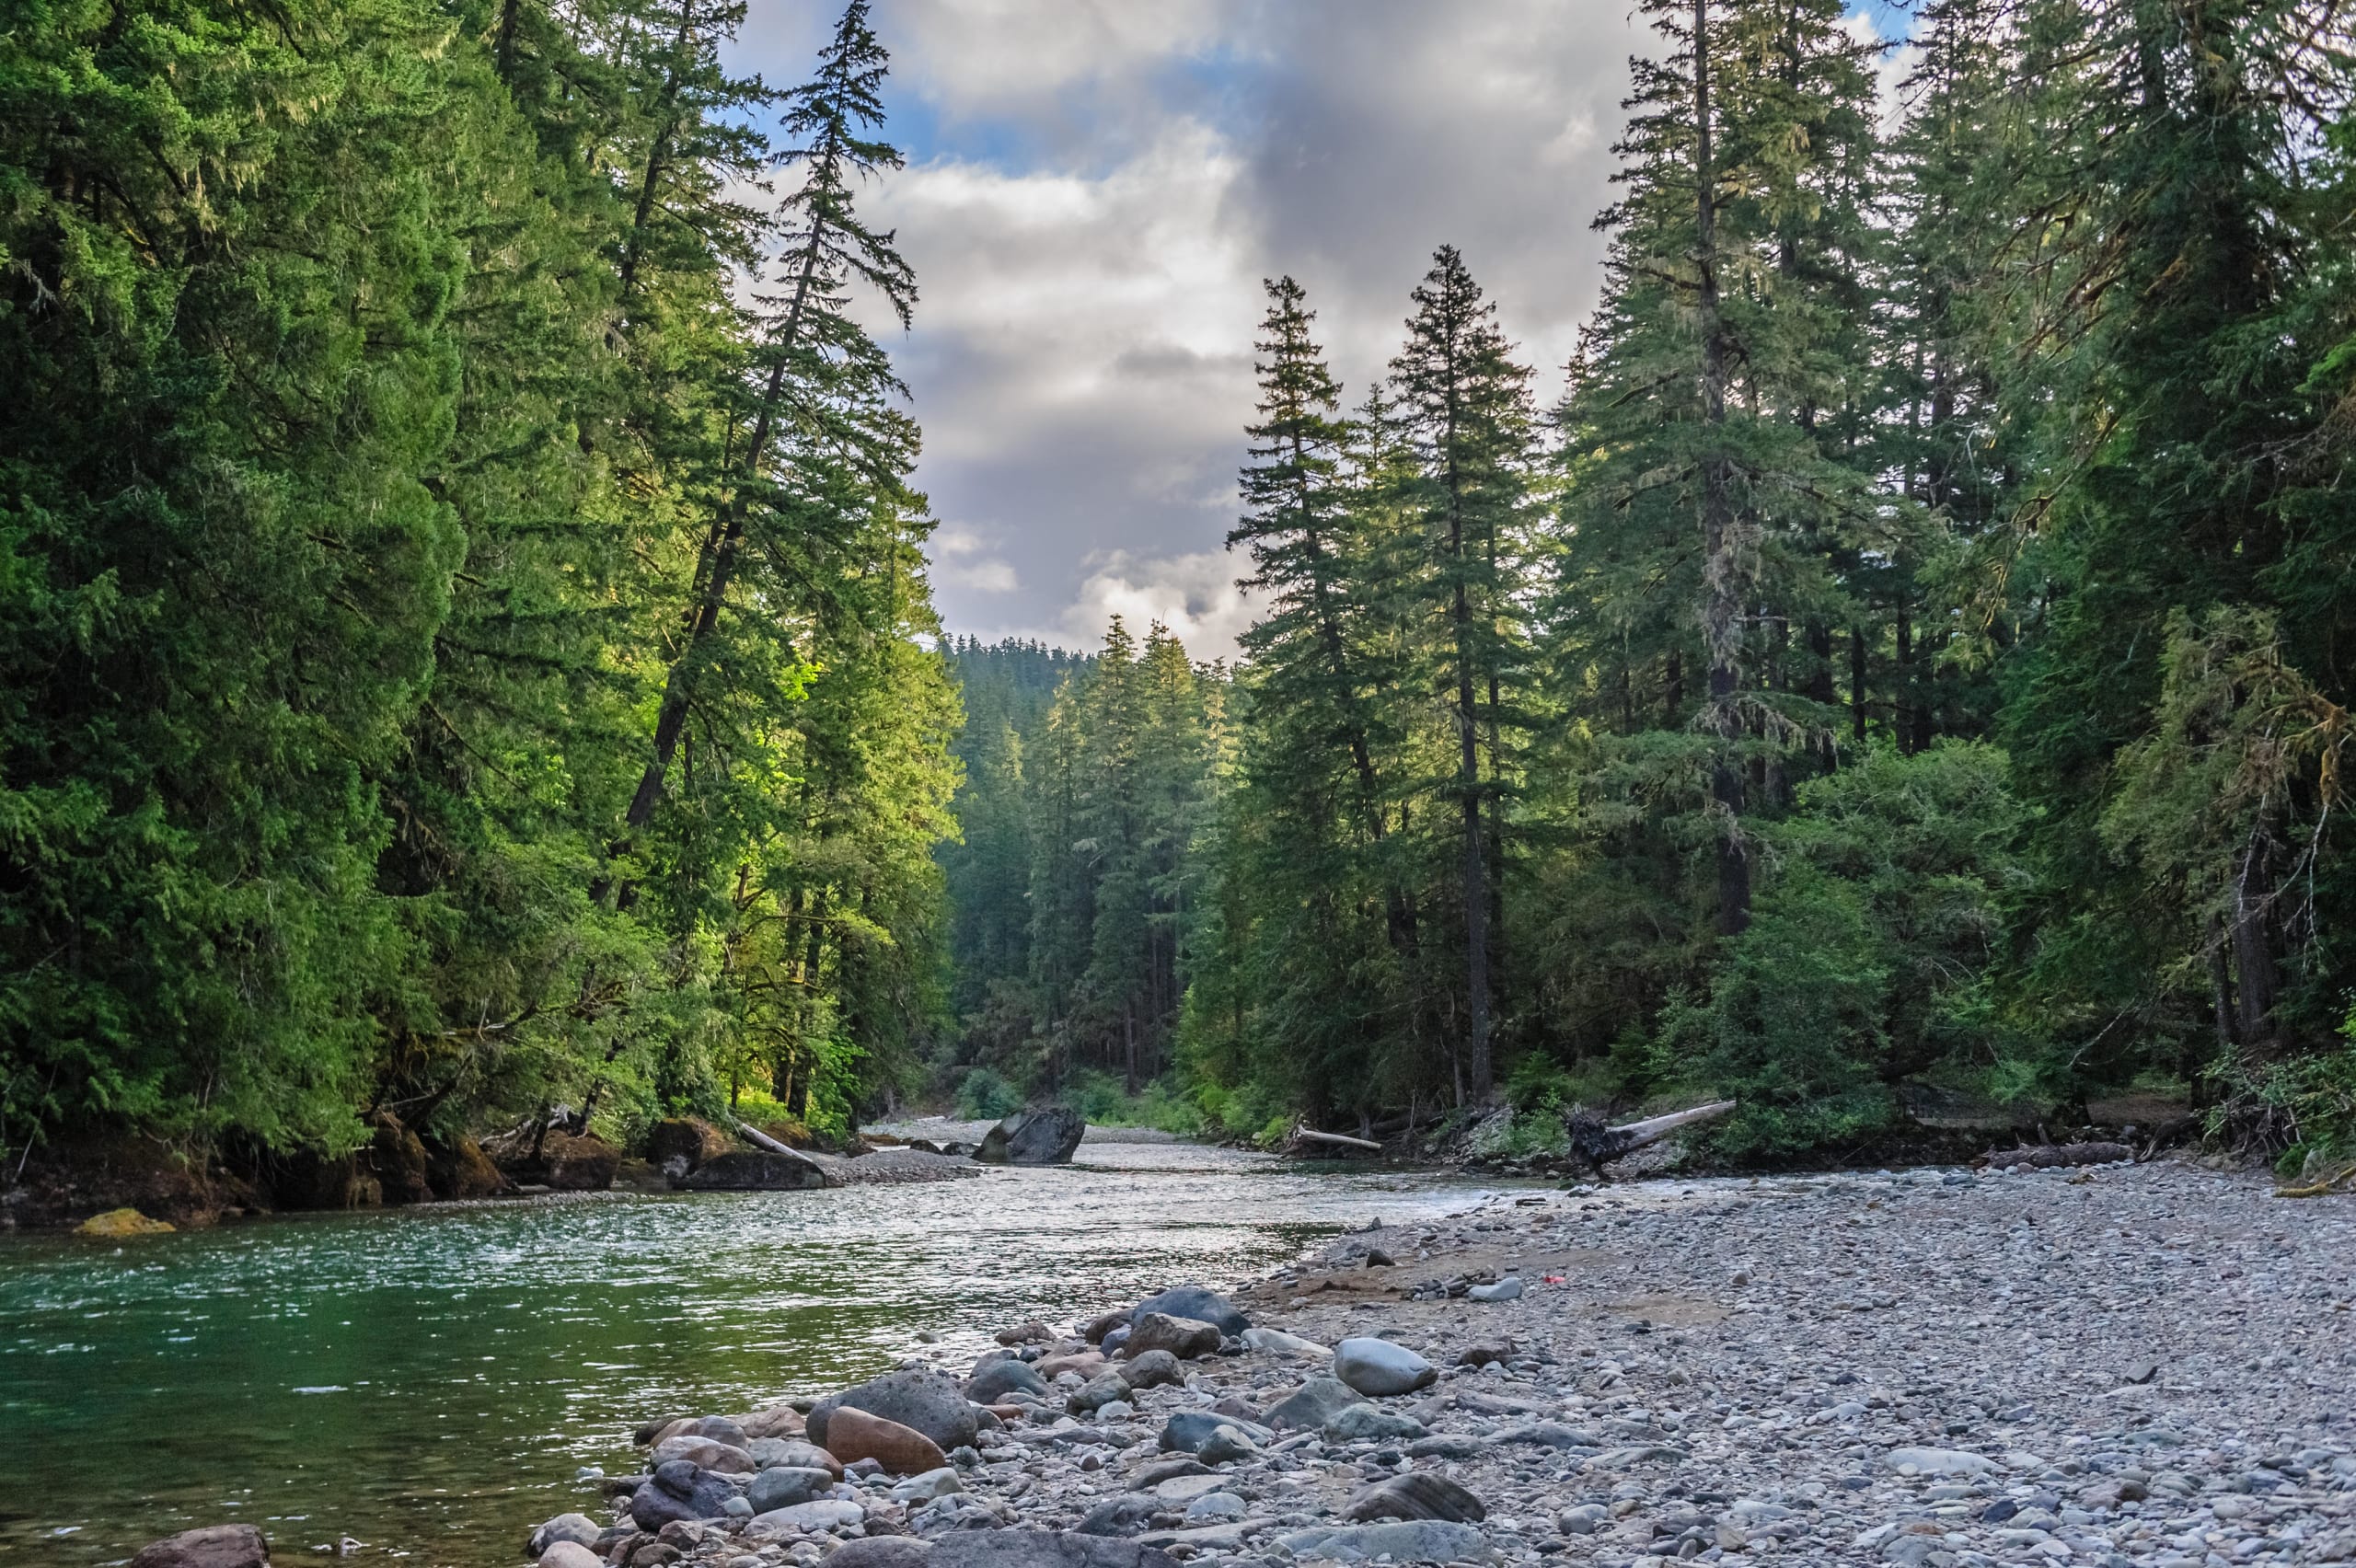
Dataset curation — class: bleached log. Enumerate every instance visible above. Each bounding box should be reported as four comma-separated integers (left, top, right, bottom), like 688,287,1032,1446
1292,1126,1384,1154
1565,1099,1738,1176
1610,1100,1738,1150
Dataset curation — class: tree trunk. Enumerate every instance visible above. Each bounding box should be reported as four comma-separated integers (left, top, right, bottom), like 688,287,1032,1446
1694,0,1749,938
2230,836,2281,1055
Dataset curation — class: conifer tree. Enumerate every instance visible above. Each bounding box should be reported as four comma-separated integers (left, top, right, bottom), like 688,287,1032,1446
1390,247,1538,1102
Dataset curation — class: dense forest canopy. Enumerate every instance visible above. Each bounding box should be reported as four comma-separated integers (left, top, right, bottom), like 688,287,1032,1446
3,0,2352,1190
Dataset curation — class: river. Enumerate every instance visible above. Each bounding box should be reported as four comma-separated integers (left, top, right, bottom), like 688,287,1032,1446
0,1138,1507,1567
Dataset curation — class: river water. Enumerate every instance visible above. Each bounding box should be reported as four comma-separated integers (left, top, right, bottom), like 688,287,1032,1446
0,1139,1507,1567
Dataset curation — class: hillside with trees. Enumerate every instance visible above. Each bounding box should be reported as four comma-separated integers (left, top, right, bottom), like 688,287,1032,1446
3,0,2350,1200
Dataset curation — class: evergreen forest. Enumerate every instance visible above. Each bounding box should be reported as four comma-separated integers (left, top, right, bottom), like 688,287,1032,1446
5,0,2355,1193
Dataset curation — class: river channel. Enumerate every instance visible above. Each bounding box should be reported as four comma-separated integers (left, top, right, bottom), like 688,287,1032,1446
0,1137,1509,1567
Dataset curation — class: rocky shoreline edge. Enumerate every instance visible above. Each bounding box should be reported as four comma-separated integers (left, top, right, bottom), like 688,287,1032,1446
123,1155,2356,1568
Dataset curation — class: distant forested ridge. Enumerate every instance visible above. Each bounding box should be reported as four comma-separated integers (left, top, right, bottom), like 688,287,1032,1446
0,0,958,1176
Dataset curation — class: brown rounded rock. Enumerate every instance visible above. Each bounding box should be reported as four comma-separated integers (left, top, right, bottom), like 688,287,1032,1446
825,1406,949,1475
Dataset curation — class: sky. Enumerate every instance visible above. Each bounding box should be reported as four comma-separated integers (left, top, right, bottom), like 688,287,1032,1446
733,1,1913,659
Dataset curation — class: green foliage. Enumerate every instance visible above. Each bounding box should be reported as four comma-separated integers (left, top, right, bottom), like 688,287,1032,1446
1667,744,2031,1155
954,1066,1023,1121
1060,1070,1204,1136
0,0,957,1174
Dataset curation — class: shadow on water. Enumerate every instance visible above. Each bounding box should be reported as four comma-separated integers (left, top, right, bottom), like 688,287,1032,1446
0,1142,1506,1566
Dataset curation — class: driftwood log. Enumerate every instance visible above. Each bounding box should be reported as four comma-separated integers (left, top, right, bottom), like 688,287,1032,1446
1288,1126,1385,1156
1563,1100,1738,1178
1977,1139,2133,1170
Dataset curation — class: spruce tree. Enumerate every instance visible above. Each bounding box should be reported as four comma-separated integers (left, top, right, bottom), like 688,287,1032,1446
1389,246,1538,1103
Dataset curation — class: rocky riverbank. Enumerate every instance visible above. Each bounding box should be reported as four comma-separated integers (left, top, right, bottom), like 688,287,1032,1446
450,1153,2356,1568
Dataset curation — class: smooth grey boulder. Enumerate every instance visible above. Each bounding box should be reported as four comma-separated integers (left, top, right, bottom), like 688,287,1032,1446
1125,1311,1219,1360
748,1499,865,1535
1196,1425,1259,1465
750,1437,842,1474
747,1466,836,1513
1465,1277,1523,1302
930,1528,1182,1568
1121,1349,1184,1389
1240,1326,1329,1358
1277,1521,1495,1563
650,1434,755,1473
974,1108,1086,1165
1488,1421,1599,1450
1884,1447,2002,1477
809,1368,981,1455
526,1513,603,1556
1159,1410,1273,1455
1341,1473,1486,1524
1322,1404,1427,1442
1265,1376,1369,1431
1128,1286,1249,1336
1333,1337,1437,1397
1075,1494,1159,1539
1068,1370,1133,1414
970,1356,1052,1402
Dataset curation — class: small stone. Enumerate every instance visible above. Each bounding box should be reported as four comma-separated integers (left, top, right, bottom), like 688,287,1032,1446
1882,1447,2001,1478
1265,1376,1368,1431
748,1468,837,1513
892,1467,965,1504
1197,1424,1261,1464
1465,1278,1523,1303
1341,1473,1486,1524
1322,1405,1427,1443
539,1546,604,1568
1123,1349,1186,1389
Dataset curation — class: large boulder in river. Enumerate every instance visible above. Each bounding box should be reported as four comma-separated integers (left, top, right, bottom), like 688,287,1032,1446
1128,1286,1249,1337
808,1367,979,1455
130,1525,270,1568
676,1149,830,1191
973,1107,1085,1165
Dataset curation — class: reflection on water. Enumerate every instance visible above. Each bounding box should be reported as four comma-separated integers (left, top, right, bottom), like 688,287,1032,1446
0,1142,1504,1566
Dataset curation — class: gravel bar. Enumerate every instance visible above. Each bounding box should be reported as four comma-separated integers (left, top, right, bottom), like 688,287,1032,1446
523,1158,2356,1568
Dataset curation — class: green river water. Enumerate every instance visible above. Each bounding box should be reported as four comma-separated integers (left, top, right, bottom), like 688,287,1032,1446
0,1140,1500,1567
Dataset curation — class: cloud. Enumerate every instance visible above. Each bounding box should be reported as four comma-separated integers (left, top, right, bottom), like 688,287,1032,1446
735,2,1902,655
1057,550,1265,662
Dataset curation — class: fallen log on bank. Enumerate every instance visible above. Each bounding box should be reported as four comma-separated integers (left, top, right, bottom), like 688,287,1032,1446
1976,1139,2133,1170
1565,1100,1738,1177
1287,1125,1385,1156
